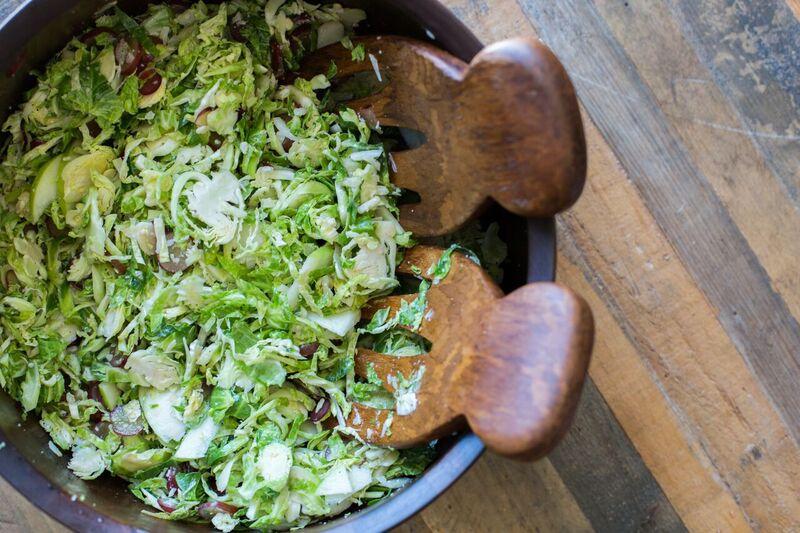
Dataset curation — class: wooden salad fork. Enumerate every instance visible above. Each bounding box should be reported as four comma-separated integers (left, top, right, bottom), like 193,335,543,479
300,35,586,236
348,245,594,461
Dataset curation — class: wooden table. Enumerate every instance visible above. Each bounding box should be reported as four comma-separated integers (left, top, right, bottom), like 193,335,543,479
3,0,800,531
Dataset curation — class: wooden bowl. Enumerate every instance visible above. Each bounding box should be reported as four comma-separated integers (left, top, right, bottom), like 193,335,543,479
0,0,562,530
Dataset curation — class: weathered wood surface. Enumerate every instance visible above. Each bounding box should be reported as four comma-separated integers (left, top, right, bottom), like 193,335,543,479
394,0,800,531
2,0,800,531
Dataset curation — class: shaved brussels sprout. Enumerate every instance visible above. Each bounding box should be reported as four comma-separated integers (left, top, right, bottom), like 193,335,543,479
0,1,464,530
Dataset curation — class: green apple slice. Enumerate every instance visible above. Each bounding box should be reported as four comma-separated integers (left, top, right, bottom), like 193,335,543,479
174,416,219,460
139,387,186,444
98,382,120,410
29,155,63,221
59,149,114,205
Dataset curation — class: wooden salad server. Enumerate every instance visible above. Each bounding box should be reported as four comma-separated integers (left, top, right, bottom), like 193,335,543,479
347,245,594,461
300,35,586,236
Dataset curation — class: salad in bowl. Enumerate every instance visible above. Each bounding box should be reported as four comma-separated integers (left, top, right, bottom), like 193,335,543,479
0,0,473,529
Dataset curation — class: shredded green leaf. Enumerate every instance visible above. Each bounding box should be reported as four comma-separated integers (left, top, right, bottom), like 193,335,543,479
351,43,366,62
0,1,438,530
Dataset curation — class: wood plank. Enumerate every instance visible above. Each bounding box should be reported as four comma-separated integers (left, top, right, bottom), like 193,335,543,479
787,0,800,21
548,380,687,533
0,476,65,533
668,1,800,204
586,0,800,332
436,3,693,530
556,245,751,532
445,0,534,41
445,0,800,528
408,454,593,532
554,114,800,529
515,0,800,448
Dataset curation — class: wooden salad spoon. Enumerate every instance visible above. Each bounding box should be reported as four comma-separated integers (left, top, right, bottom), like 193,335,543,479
347,245,594,461
300,35,586,236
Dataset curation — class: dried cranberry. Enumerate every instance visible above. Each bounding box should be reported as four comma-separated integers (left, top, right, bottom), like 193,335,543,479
87,382,102,403
321,414,338,430
165,466,179,492
150,36,164,45
299,342,319,358
309,398,330,422
45,217,67,238
229,20,246,42
160,255,190,273
109,352,128,368
270,40,285,80
159,232,193,273
139,73,162,95
79,27,115,45
207,132,224,151
282,137,294,152
136,53,154,73
358,106,379,129
86,120,101,137
88,383,105,422
289,26,313,55
28,139,44,149
91,421,110,437
115,37,143,77
292,13,312,26
109,259,127,275
197,501,238,520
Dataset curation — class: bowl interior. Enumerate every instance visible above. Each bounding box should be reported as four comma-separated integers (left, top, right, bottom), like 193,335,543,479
0,1,550,531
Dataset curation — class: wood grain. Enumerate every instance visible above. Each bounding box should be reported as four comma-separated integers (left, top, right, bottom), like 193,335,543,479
590,0,800,326
395,454,593,533
302,35,586,236
0,475,63,533
557,114,800,530
398,0,800,531
518,0,800,447
559,250,753,532
2,0,800,531
547,380,687,532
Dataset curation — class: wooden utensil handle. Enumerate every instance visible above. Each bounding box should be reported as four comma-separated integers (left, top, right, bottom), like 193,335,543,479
462,283,594,460
459,38,587,218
